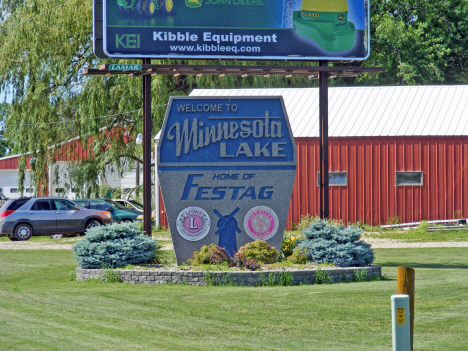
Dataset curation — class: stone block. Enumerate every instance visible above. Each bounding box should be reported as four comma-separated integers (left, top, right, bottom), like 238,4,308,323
75,265,381,286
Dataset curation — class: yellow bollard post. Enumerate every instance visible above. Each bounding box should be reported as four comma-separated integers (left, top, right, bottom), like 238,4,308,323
397,266,415,351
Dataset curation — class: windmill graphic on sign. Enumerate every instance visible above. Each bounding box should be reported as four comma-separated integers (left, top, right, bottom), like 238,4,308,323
213,208,241,256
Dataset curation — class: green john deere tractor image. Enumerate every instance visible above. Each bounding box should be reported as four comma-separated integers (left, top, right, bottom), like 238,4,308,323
117,0,173,15
293,0,355,52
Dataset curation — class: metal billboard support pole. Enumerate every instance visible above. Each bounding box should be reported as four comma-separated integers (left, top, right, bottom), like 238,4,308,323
142,58,153,237
319,60,329,219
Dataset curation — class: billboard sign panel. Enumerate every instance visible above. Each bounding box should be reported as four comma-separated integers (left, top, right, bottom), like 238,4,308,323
157,96,296,265
100,0,369,60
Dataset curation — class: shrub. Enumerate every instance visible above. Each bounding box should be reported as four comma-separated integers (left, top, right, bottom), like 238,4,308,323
237,240,279,264
286,247,308,264
73,223,158,269
145,242,167,264
232,256,261,271
98,267,121,283
297,219,374,267
190,244,232,265
191,244,261,270
260,271,294,286
281,233,304,257
353,269,368,282
291,214,318,231
315,268,333,284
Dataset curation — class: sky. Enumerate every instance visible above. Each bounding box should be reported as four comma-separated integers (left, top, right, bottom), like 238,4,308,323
0,89,12,104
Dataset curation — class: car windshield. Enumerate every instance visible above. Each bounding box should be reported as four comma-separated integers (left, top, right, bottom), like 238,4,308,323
128,200,143,210
0,193,6,200
103,199,128,210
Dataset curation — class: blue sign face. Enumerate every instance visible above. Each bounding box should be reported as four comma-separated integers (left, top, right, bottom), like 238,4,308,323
99,0,370,60
158,97,296,265
159,98,295,166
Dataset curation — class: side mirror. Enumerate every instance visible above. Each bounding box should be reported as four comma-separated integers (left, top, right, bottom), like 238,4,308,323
105,206,114,213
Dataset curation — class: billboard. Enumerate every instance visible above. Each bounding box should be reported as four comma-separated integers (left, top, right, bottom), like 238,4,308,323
157,96,296,265
98,0,370,60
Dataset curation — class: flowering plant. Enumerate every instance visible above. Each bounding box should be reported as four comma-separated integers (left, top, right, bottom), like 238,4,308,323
281,235,302,257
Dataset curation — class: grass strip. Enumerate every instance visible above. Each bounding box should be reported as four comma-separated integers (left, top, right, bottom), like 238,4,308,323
0,248,467,350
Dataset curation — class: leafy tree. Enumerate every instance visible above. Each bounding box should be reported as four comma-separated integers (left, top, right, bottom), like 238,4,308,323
350,0,468,85
0,0,316,195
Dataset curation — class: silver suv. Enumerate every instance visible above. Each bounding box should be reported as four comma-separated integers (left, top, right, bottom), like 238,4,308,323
0,197,112,241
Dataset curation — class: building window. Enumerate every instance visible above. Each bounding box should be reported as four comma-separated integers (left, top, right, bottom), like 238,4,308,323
317,172,348,187
395,172,423,186
9,188,18,193
25,188,34,193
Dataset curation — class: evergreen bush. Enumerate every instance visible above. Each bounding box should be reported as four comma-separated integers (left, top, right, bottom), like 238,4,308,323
297,219,374,267
73,223,158,269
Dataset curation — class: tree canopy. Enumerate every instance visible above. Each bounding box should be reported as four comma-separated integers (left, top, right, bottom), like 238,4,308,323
355,0,468,85
1,0,468,195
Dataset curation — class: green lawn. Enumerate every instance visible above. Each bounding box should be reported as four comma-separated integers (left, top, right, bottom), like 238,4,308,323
363,228,468,242
0,248,467,350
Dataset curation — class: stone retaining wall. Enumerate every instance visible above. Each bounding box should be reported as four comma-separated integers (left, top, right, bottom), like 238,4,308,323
76,265,381,286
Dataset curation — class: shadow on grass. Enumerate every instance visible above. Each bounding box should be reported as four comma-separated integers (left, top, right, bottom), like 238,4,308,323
379,263,468,270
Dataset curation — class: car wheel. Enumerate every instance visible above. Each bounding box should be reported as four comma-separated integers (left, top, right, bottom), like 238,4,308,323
120,219,133,224
85,219,101,232
14,223,33,241
50,234,64,239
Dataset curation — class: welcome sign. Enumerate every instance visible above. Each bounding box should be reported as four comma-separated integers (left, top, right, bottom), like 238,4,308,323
157,96,296,264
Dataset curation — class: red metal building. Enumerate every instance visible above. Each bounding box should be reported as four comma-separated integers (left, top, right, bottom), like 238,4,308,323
187,86,468,227
288,136,468,226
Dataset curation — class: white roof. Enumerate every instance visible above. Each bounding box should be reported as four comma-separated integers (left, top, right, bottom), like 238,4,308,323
190,86,468,137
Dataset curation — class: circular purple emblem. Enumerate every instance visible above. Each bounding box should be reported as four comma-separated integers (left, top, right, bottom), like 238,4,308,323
244,206,279,241
176,207,210,241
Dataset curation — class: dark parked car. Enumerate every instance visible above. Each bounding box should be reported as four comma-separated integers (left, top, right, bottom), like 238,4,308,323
113,199,144,212
0,197,112,241
74,199,143,223
112,198,156,221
